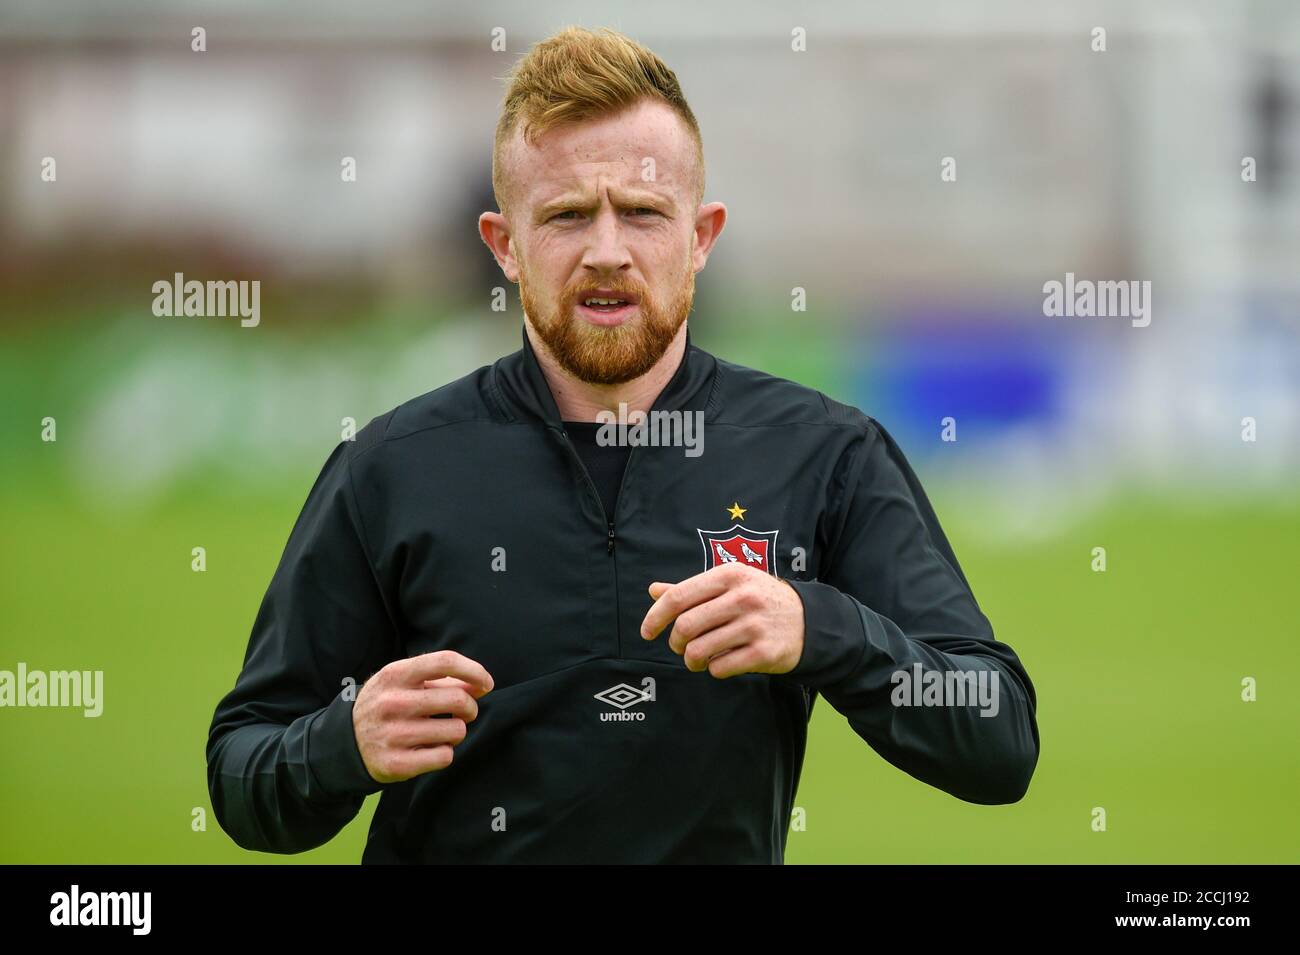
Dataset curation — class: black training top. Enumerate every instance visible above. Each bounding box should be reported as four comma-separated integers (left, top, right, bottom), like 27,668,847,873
205,324,1040,863
561,420,631,521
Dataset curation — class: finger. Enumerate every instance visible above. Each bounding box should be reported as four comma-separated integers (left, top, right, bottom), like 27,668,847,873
680,619,753,672
423,675,491,700
705,645,759,680
395,650,494,693
390,716,468,750
386,745,455,779
397,686,479,722
666,592,744,656
641,566,737,640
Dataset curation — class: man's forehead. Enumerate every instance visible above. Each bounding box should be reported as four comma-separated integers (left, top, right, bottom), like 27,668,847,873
509,104,693,204
529,164,678,202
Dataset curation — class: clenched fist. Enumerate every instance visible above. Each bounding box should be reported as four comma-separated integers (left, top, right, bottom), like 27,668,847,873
352,650,495,784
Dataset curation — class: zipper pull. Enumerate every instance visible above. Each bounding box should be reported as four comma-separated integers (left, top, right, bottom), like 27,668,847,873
607,523,616,554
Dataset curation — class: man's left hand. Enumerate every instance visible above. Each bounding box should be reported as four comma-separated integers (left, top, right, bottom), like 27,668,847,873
641,564,805,679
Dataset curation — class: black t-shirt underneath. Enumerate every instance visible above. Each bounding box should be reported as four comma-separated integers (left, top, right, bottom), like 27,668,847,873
562,421,631,521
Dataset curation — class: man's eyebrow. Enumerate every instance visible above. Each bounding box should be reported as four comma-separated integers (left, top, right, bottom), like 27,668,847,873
534,193,588,217
535,187,674,217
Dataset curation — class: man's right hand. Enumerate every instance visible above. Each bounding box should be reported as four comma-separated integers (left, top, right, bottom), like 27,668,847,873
352,650,495,784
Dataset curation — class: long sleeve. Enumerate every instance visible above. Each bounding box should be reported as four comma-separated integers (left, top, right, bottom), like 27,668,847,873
780,415,1039,805
206,437,403,853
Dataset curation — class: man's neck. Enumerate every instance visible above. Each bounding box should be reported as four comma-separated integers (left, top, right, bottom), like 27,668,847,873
525,320,689,423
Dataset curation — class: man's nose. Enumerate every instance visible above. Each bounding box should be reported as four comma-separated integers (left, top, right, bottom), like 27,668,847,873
581,206,633,274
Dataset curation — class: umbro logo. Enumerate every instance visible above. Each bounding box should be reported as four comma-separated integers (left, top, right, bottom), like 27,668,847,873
594,680,654,722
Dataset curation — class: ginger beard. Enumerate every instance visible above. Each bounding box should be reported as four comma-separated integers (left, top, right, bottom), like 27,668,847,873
519,243,696,386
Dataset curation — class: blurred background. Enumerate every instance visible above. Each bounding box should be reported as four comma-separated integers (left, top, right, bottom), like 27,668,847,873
1,0,1296,863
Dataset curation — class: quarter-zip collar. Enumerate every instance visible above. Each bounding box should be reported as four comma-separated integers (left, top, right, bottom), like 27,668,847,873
490,321,720,427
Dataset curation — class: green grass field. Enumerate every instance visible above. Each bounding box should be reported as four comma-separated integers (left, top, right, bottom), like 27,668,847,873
2,474,1295,863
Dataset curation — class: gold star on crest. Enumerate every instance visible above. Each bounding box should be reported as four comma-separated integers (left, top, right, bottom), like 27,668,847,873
726,501,747,520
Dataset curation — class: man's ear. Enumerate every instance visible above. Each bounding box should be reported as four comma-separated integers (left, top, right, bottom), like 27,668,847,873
478,211,520,282
690,202,727,272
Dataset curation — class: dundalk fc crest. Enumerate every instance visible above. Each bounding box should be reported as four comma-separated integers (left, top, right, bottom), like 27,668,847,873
697,525,779,576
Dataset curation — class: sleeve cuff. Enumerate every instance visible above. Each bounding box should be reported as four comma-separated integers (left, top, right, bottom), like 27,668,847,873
782,578,871,690
307,691,383,799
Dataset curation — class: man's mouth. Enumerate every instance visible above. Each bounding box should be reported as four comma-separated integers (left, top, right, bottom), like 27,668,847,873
576,292,639,325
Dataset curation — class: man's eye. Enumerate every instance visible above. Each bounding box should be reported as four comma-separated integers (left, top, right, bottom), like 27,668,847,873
548,208,658,222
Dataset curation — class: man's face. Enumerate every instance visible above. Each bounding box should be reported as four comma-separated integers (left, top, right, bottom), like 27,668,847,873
489,98,714,386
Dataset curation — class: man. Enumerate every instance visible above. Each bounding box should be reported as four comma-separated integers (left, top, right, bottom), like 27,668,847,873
206,26,1039,863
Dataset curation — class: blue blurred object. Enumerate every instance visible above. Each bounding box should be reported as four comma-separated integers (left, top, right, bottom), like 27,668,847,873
848,303,1064,456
